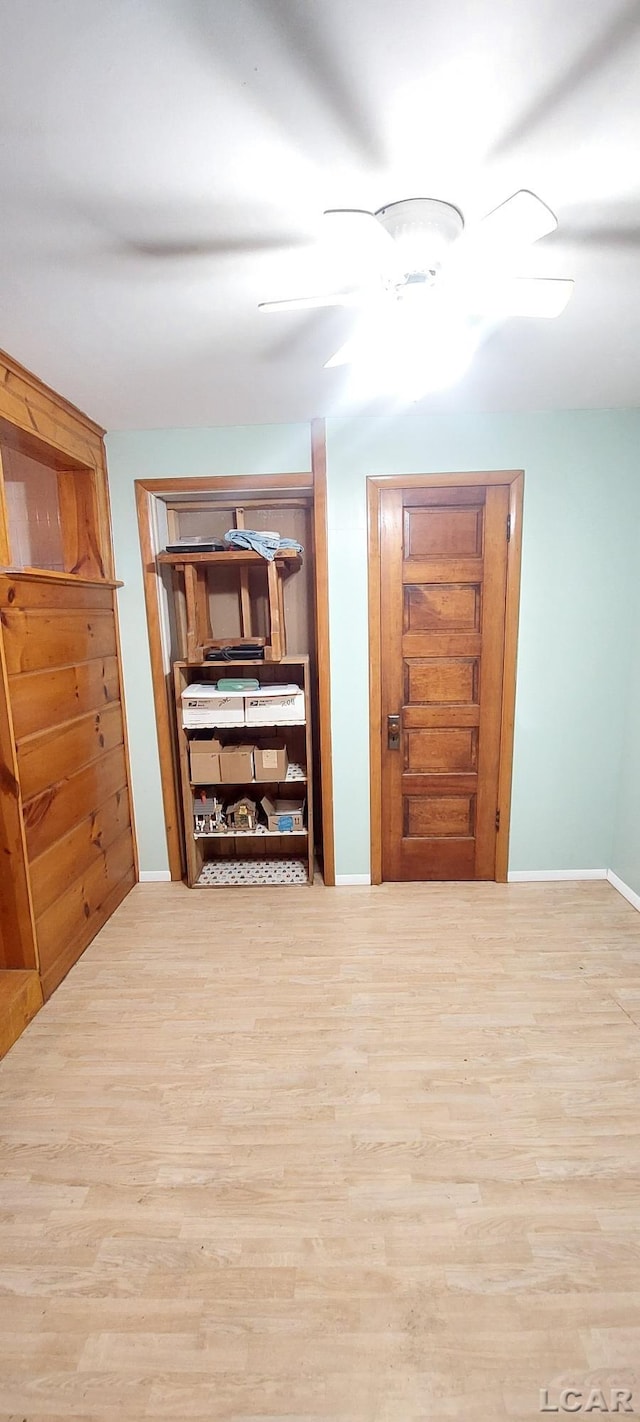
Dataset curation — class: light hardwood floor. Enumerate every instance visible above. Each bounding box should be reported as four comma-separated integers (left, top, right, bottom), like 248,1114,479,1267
1,880,640,1421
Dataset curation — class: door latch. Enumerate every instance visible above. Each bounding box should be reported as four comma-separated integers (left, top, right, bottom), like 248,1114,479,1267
387,713,401,750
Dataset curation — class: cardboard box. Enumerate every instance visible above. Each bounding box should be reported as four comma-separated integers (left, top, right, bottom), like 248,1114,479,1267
218,744,255,782
261,795,306,833
253,742,289,781
182,683,245,727
245,686,305,725
189,734,222,784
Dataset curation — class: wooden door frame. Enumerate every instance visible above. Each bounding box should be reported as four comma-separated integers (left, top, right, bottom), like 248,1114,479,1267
311,419,336,888
367,470,524,885
135,432,335,886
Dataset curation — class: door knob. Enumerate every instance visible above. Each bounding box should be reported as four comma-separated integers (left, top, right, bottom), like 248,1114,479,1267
387,713,400,750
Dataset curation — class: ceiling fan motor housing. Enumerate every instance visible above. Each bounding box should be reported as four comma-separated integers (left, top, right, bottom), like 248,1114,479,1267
375,198,464,277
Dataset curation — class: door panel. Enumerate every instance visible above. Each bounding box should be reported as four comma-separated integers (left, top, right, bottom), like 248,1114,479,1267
407,659,478,705
406,727,478,772
405,795,474,837
405,584,481,632
380,482,510,881
404,505,483,557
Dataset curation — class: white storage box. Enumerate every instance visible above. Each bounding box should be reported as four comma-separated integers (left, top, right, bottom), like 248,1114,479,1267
182,683,245,727
245,685,305,725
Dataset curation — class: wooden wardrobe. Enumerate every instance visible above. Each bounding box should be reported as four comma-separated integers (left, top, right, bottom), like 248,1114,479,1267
0,350,137,1055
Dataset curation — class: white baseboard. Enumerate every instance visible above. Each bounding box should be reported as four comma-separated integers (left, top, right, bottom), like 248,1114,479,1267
507,869,607,882
606,868,640,913
137,867,638,912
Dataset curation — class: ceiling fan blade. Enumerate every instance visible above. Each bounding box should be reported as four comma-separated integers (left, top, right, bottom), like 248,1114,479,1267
468,276,574,319
476,190,558,250
258,290,366,313
322,208,399,274
324,337,359,369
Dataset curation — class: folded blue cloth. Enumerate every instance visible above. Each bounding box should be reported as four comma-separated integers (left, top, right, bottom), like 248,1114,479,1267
224,530,304,562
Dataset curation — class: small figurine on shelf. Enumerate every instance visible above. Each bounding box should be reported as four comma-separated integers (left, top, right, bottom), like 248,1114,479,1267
226,796,258,832
193,791,225,836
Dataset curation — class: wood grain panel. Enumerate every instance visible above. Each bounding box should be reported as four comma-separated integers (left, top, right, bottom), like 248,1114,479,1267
406,727,478,773
0,628,38,971
402,483,487,504
39,867,135,1001
403,704,480,729
405,794,474,837
404,506,482,558
0,443,11,564
403,632,482,658
401,771,478,795
22,744,129,861
495,473,524,882
57,468,106,580
474,485,510,878
30,788,131,918
402,557,483,584
407,658,478,705
0,573,114,612
18,703,124,802
405,584,480,633
1,609,116,674
10,656,120,740
35,828,135,976
0,348,104,464
0,970,42,1058
396,836,476,879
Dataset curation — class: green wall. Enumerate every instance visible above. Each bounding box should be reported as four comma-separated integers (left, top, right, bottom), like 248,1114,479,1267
326,412,640,879
107,411,640,887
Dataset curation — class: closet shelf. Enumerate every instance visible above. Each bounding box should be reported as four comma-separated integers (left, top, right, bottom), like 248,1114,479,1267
158,548,301,574
194,827,308,840
191,764,307,788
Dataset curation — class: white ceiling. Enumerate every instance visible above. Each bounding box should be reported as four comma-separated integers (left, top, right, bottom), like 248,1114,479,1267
1,0,640,428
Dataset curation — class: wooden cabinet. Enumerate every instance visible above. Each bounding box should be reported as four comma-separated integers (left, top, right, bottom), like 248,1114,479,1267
0,349,136,1050
157,547,302,662
174,657,314,887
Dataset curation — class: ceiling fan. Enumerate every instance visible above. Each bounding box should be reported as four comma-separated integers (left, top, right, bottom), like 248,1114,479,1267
258,190,574,383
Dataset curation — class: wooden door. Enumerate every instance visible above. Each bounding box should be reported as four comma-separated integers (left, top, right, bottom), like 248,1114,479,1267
378,481,511,881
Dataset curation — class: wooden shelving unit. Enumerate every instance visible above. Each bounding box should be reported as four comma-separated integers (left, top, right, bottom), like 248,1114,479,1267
158,548,302,661
173,657,314,887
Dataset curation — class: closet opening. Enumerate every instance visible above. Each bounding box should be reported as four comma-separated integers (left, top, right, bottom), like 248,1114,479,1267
135,429,334,886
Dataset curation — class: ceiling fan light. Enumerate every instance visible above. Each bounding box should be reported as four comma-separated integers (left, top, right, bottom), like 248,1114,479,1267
375,197,464,274
325,302,479,396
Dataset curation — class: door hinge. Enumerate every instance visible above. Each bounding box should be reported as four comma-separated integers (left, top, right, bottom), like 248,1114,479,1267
495,808,501,832
506,514,512,542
